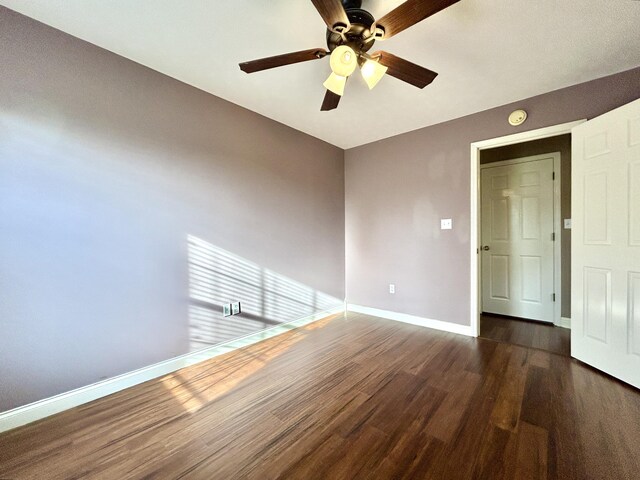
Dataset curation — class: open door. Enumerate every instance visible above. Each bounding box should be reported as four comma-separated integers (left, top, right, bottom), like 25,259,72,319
571,98,640,389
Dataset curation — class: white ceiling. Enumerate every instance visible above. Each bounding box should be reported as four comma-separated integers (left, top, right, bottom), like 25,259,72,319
2,0,640,148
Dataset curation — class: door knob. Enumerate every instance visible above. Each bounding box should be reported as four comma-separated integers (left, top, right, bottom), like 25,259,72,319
482,245,490,251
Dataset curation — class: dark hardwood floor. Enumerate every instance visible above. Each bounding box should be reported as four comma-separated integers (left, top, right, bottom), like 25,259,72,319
1,312,639,479
480,313,571,356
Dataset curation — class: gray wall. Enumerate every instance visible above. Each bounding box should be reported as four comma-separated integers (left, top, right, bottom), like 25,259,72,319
345,67,640,325
480,135,572,318
0,8,345,412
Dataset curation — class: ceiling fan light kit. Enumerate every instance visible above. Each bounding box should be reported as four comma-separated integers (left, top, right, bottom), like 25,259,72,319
239,0,460,110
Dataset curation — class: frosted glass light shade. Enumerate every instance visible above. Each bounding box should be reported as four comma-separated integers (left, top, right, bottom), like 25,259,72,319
323,72,347,96
361,59,388,90
329,45,357,77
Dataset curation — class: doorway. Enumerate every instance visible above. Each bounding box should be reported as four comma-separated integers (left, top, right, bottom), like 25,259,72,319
471,100,640,387
469,121,583,354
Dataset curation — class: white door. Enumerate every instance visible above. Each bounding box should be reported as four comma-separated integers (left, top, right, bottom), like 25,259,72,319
481,154,557,322
572,98,640,389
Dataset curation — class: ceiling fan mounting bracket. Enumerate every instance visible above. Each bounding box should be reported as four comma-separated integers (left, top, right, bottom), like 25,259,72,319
341,0,362,9
326,7,376,54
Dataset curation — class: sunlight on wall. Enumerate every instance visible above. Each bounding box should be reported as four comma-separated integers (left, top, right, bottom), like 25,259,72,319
160,233,345,414
187,235,342,351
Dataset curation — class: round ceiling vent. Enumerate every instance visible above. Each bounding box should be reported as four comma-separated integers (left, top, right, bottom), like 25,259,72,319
508,109,528,126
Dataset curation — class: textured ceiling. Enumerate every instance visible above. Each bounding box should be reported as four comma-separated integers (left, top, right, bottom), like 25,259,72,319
2,0,640,148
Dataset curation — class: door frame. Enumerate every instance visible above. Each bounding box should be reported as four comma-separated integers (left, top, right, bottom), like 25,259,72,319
479,152,561,324
469,120,586,337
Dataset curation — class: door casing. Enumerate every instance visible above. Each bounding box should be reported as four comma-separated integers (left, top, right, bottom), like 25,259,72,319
469,120,586,337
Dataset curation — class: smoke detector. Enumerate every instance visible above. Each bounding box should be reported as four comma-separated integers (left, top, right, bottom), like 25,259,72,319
508,109,528,126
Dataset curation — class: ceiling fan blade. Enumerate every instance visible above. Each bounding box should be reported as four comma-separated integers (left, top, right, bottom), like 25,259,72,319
239,48,328,74
374,51,438,88
321,90,341,111
376,0,460,39
310,0,350,30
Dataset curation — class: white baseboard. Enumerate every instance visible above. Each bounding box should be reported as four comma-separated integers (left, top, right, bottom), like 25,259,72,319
0,306,344,434
347,304,475,337
557,317,571,329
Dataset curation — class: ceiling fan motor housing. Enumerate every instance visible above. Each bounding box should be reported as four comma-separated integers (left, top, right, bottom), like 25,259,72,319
326,4,376,55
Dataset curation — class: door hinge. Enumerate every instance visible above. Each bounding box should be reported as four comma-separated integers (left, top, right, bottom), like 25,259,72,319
552,293,556,302
552,171,556,180
552,232,556,241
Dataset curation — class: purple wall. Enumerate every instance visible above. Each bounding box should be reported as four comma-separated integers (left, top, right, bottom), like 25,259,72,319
346,67,640,325
0,7,345,412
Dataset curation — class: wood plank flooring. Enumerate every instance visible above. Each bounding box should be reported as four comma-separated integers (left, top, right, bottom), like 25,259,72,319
1,312,639,479
480,313,571,356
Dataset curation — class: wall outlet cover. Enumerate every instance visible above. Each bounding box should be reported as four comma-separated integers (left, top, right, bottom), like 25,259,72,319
232,302,241,315
222,304,232,317
564,218,572,229
441,218,453,230
389,284,395,294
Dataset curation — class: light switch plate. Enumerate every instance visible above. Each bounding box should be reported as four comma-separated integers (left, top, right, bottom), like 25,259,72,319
564,219,572,229
222,303,232,317
232,301,241,315
441,218,452,230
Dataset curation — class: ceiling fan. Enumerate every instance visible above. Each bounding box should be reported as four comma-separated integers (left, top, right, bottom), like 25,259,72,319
239,0,459,111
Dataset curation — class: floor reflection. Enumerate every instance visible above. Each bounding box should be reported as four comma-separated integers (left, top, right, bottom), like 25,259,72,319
162,314,337,413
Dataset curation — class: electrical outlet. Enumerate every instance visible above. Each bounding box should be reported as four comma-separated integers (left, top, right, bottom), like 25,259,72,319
232,301,241,315
389,284,395,294
222,303,232,317
441,218,452,230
